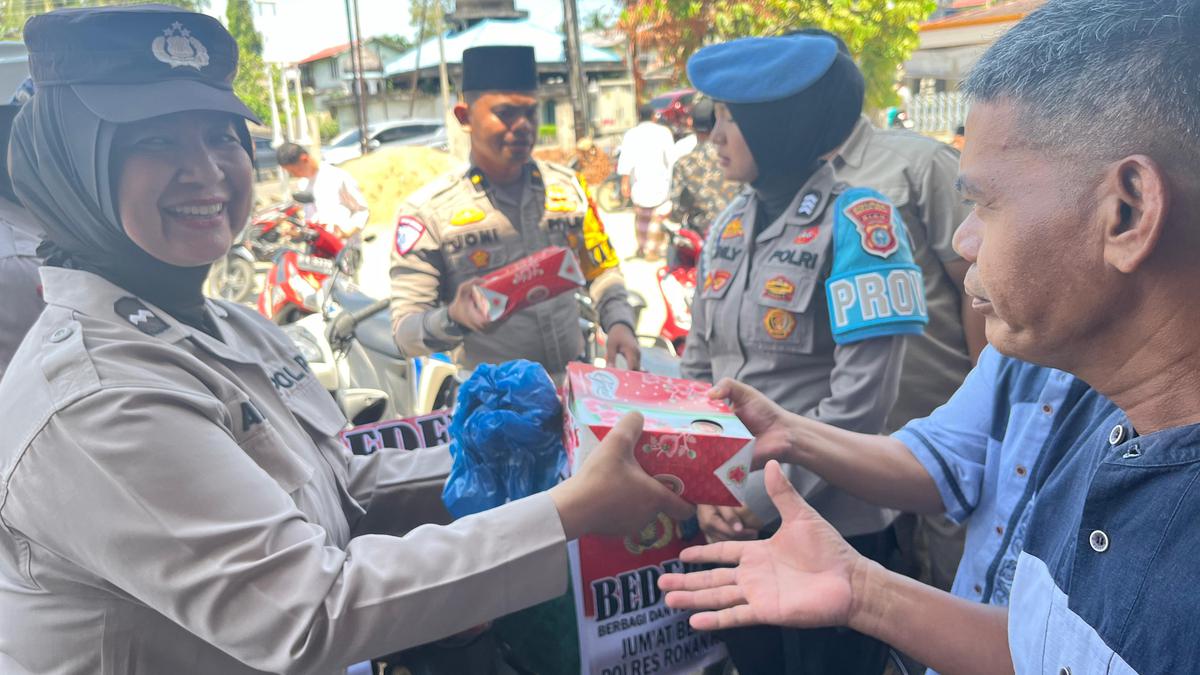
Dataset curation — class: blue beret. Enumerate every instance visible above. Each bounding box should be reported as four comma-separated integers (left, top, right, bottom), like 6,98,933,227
687,35,839,104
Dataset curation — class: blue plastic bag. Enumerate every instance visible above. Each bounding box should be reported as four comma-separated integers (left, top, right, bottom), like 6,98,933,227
441,360,567,518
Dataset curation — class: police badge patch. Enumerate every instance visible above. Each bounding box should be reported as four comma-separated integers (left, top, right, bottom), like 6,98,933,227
394,216,426,256
114,297,170,336
450,207,486,227
763,309,797,340
843,197,899,258
721,218,744,240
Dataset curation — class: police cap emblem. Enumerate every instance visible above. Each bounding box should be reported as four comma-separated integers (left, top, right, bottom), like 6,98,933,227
152,21,210,70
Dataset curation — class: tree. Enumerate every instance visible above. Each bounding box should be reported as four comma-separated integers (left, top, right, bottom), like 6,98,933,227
372,34,413,53
2,0,208,39
225,0,270,123
619,0,938,110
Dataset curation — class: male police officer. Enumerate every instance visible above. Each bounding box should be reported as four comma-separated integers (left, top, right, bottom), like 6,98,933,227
389,46,639,377
682,34,928,674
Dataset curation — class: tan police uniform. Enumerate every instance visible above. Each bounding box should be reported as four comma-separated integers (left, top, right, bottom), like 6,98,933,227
0,267,569,674
833,115,972,431
832,116,971,592
389,161,635,377
683,163,927,534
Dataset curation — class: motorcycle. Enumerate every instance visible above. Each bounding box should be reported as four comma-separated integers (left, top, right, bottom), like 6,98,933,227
655,220,703,355
594,148,630,212
206,196,307,303
256,194,359,325
280,268,459,426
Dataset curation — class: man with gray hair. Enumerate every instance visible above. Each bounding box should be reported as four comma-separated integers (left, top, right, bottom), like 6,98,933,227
658,1,1200,673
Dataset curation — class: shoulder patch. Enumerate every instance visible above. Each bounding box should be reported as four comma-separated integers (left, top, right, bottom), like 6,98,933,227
114,297,169,336
394,216,427,256
842,195,899,258
825,188,928,345
796,190,822,218
721,218,744,240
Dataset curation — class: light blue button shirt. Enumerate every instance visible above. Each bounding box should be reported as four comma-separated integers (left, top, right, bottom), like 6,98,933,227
892,346,1088,605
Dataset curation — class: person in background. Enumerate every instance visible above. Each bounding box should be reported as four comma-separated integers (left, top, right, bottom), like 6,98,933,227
682,33,929,675
618,103,675,259
669,96,742,239
952,125,966,152
0,85,43,380
277,141,369,243
389,45,641,378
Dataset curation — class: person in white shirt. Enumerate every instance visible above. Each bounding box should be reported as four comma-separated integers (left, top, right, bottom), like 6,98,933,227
276,142,370,242
617,104,675,259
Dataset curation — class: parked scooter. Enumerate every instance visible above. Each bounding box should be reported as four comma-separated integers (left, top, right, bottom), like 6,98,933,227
655,220,703,355
280,268,459,426
206,195,308,303
257,194,360,325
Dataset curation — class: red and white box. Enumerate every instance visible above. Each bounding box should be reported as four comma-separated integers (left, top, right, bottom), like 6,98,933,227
477,246,585,322
563,363,754,506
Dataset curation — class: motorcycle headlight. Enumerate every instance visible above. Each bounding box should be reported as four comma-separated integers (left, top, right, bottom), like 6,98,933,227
281,324,325,364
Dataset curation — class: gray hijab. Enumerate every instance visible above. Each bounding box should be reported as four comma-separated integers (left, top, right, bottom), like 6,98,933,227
8,86,249,331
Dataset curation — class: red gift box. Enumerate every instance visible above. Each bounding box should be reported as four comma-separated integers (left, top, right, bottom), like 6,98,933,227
563,362,754,506
477,246,586,322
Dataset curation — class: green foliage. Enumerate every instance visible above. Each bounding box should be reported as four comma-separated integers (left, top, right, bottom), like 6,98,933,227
1,0,208,39
317,114,340,143
225,0,269,123
621,0,937,110
372,34,413,53
225,0,261,56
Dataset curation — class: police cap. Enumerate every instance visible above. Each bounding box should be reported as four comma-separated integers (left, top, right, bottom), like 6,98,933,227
686,34,839,104
24,4,259,124
462,45,538,93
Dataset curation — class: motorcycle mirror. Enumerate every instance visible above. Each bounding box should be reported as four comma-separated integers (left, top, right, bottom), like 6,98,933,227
292,190,315,204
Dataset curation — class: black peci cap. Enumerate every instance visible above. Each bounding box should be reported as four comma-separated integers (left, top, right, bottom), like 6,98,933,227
23,4,259,124
461,45,538,93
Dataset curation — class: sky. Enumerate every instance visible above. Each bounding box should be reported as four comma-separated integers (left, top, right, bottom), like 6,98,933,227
206,0,621,64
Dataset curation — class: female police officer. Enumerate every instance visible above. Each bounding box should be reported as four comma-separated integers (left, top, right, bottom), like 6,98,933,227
0,7,690,673
681,34,929,674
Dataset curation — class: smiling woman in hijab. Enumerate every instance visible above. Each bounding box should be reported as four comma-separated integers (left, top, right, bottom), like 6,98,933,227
0,6,691,674
679,34,931,675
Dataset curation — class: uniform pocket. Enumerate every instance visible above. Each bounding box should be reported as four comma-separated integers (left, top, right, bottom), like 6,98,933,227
747,266,820,355
238,422,314,494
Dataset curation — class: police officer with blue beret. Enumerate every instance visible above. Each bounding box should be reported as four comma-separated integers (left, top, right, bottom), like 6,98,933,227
681,34,929,674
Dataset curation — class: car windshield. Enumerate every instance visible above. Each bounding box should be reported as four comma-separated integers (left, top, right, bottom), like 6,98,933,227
649,95,673,109
328,128,362,148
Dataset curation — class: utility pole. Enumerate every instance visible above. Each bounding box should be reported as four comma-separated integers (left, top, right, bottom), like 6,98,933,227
435,0,454,156
343,0,369,156
561,0,589,142
408,0,430,117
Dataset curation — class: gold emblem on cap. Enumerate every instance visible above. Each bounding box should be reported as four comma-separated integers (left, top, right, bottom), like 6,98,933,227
152,21,210,70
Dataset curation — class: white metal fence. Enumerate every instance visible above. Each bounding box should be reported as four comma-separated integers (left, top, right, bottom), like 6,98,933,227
908,91,969,135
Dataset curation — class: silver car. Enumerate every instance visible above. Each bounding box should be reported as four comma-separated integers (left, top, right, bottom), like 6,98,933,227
322,118,448,164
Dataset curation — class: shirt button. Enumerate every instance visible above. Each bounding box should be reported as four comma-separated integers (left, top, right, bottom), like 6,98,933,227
974,584,982,594
1042,404,1053,414
995,525,1005,535
1108,425,1126,446
1059,668,1072,675
49,327,73,343
1089,530,1110,553
1016,465,1028,477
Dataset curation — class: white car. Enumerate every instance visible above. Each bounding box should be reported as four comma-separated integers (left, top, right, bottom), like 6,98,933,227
321,119,448,165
